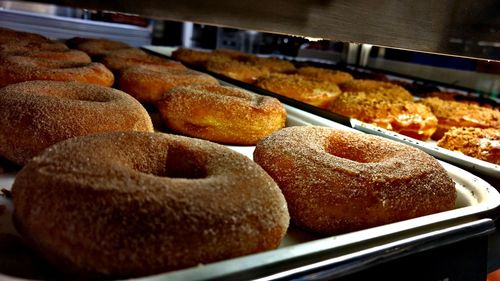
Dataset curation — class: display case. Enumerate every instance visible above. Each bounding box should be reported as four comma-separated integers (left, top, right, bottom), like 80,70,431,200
0,0,499,280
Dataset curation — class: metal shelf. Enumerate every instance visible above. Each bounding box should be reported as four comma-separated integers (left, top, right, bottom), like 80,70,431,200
15,0,500,61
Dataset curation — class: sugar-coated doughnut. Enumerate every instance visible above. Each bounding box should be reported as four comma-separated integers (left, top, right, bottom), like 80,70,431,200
330,91,438,140
437,127,500,165
0,55,114,87
118,65,219,103
12,131,289,277
297,66,354,84
254,126,456,235
421,97,500,140
101,48,185,73
0,81,153,165
157,84,286,145
256,73,341,109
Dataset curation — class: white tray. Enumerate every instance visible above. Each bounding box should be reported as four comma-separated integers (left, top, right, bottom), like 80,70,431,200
0,105,498,280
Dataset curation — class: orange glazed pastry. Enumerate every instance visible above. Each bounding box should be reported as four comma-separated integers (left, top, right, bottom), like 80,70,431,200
421,97,500,140
330,91,437,140
437,127,500,165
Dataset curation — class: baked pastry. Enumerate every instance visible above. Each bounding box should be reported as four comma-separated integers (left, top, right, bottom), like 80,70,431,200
0,80,153,164
12,131,289,277
157,84,286,145
437,127,500,165
256,73,342,109
254,126,456,235
330,91,437,140
118,65,219,103
421,97,500,140
297,66,354,84
339,79,413,101
0,55,114,87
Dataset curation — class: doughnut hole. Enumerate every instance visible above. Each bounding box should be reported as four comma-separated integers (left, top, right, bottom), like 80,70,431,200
325,133,381,163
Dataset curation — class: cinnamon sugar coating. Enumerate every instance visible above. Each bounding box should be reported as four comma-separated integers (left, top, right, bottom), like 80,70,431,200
254,126,456,235
0,55,114,87
0,81,153,165
118,65,219,103
101,48,185,73
12,131,289,277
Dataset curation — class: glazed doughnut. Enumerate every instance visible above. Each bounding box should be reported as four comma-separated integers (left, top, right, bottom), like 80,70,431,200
0,80,153,165
330,91,438,140
421,97,500,140
254,126,456,235
171,48,214,66
297,66,354,84
0,55,114,87
339,79,414,101
12,131,289,277
256,73,341,109
157,84,286,145
67,37,131,58
248,57,296,73
437,127,500,165
118,64,219,103
205,56,270,84
101,48,185,73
